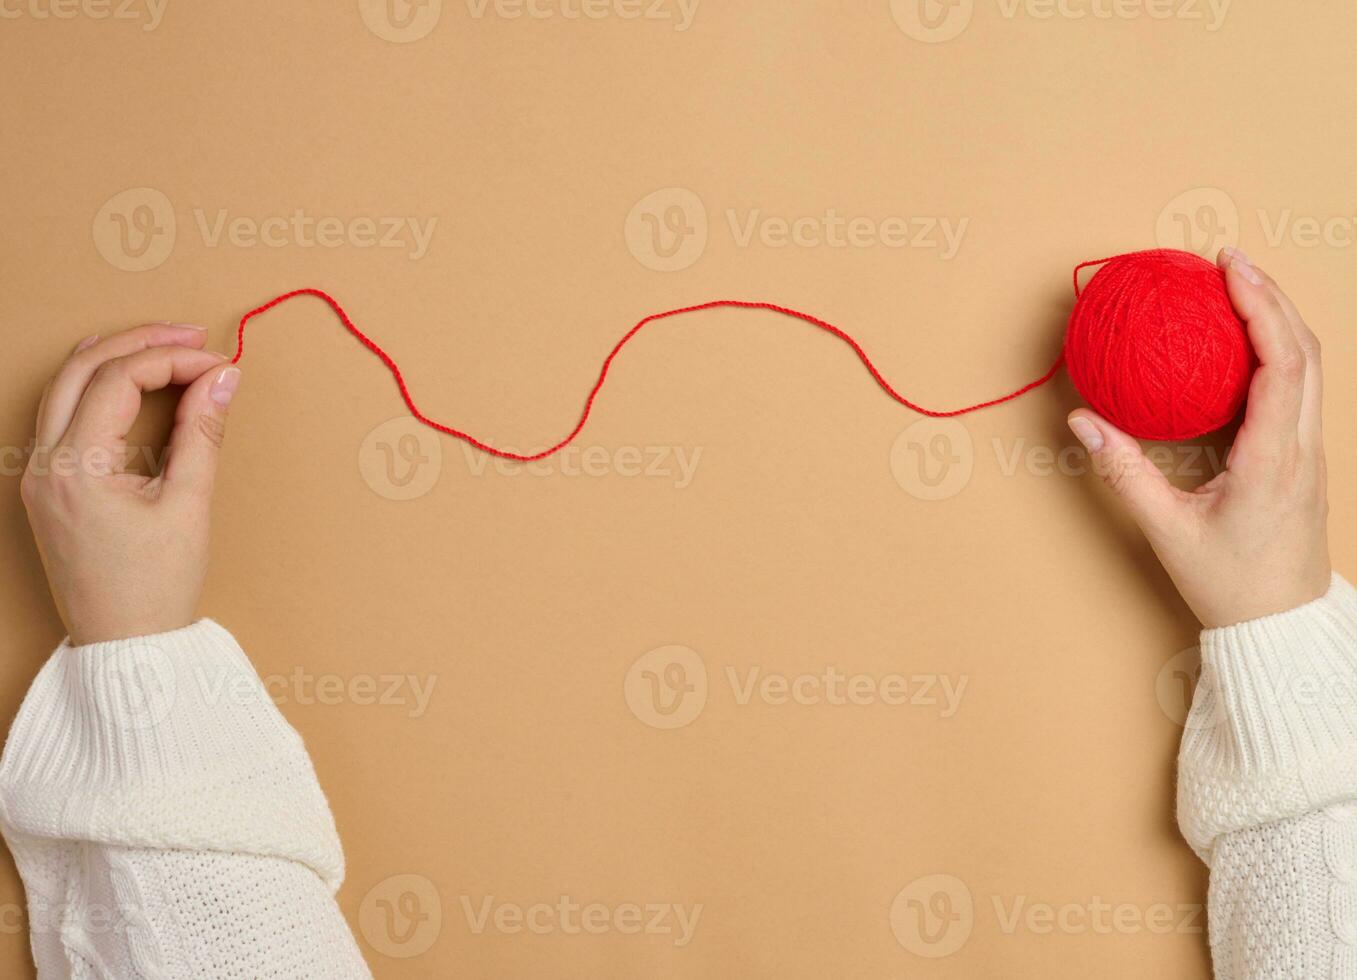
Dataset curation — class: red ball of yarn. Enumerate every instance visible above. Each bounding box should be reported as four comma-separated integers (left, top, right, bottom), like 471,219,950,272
1065,249,1254,441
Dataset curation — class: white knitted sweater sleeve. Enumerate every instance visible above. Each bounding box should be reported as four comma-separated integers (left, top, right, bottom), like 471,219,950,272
0,620,372,979
1178,573,1357,979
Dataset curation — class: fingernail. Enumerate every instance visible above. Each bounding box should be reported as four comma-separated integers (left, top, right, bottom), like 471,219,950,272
1224,247,1263,285
73,334,101,354
1069,416,1105,454
176,323,208,331
210,367,241,408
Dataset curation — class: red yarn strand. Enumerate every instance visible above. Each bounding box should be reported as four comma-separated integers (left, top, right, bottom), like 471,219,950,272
231,290,1064,464
1072,255,1117,297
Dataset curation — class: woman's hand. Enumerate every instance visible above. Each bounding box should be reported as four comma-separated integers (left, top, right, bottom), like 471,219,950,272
1067,247,1331,629
19,324,242,645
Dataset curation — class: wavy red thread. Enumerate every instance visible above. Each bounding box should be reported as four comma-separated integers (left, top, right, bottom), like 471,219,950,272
231,290,1065,463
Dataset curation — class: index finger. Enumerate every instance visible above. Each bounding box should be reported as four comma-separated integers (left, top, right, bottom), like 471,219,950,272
61,346,228,471
35,323,210,450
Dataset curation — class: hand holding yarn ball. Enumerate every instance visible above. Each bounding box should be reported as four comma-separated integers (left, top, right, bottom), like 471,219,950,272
1066,247,1332,628
1064,249,1255,441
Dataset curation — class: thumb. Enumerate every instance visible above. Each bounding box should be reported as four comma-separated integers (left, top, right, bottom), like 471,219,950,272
163,364,241,499
1067,409,1184,540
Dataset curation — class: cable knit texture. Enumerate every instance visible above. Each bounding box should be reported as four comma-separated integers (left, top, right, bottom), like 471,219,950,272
1179,573,1357,979
0,620,371,978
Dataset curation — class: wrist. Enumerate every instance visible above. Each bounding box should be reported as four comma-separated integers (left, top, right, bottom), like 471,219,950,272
1196,565,1335,629
67,607,199,647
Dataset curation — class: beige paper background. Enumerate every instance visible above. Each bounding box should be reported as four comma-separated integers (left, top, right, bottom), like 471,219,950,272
1,1,1354,976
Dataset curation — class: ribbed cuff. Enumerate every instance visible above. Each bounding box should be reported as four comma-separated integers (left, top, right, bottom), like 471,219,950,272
1178,574,1357,859
0,621,344,889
